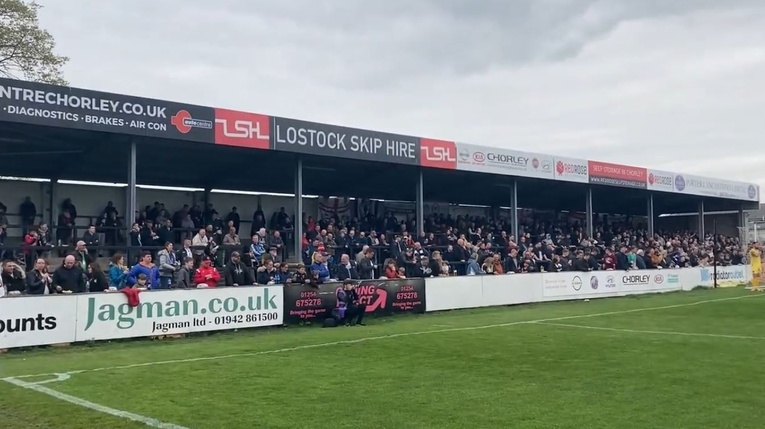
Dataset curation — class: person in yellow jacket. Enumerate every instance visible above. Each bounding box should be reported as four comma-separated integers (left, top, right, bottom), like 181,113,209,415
749,244,762,292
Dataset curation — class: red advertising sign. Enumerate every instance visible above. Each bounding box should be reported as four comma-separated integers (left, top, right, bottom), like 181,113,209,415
587,161,647,189
214,108,270,149
420,138,457,169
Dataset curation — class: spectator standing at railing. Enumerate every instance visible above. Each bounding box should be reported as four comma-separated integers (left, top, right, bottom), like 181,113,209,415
193,256,220,287
19,196,36,235
108,254,129,289
256,260,278,285
175,257,195,288
26,258,52,295
52,255,86,294
309,253,331,284
126,252,159,289
413,256,433,277
157,242,179,289
224,251,254,286
335,254,359,281
358,249,375,280
87,262,109,293
274,263,291,285
1,261,26,294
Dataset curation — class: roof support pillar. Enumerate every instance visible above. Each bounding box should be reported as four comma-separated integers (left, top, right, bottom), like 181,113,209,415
416,169,424,236
126,139,137,229
510,180,519,241
698,199,705,236
585,187,594,239
647,193,655,237
294,156,303,260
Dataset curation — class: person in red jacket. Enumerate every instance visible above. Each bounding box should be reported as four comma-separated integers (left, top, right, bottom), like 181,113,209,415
193,256,220,288
602,248,617,270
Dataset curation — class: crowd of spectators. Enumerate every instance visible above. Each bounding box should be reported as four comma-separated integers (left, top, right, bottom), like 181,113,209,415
0,197,753,296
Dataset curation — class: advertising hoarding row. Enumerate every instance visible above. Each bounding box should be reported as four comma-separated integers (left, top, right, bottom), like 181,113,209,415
1,266,750,350
0,77,757,201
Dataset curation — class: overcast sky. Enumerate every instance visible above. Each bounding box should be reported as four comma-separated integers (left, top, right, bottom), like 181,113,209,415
36,0,765,188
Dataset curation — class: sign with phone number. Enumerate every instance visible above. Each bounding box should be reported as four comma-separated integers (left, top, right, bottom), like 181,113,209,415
283,279,426,324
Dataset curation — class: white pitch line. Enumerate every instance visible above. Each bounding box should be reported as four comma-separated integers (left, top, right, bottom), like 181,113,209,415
5,293,761,381
534,322,765,340
3,376,190,429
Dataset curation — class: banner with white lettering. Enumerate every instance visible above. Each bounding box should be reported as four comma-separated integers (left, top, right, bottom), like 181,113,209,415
0,77,214,142
271,117,420,165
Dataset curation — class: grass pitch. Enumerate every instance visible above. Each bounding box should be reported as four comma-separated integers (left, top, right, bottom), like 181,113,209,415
1,287,764,429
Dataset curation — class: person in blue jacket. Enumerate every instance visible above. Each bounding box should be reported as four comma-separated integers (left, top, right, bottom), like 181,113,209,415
126,251,160,289
309,253,331,284
107,254,129,289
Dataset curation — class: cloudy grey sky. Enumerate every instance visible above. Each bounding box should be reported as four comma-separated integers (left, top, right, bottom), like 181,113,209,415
37,0,765,187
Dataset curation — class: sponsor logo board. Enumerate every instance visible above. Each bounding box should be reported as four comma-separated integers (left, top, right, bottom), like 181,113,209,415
214,108,270,149
0,77,214,142
646,169,675,192
75,286,283,341
420,138,457,169
283,279,426,324
699,265,748,288
541,272,619,299
553,156,589,183
456,143,554,179
673,174,758,202
0,295,78,349
588,161,647,189
271,116,419,165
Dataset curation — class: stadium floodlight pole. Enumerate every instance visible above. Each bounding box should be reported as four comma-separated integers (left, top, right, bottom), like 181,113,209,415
713,218,718,289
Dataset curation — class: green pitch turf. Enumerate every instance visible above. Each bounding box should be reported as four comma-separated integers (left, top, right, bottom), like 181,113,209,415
1,288,764,429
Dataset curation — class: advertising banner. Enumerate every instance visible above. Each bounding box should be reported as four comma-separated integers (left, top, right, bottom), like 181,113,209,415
698,265,750,288
0,295,78,349
271,117,420,165
283,279,426,324
646,169,675,193
214,108,271,150
553,156,589,183
74,286,283,341
456,143,555,180
541,271,619,299
588,161,647,189
672,174,758,202
620,271,681,293
420,138,457,169
0,78,214,142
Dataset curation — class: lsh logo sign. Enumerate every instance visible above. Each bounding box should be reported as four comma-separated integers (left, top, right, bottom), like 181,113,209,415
420,138,457,170
214,108,270,150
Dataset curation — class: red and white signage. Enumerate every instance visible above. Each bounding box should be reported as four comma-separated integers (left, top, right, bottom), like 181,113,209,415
553,156,589,183
214,108,270,150
588,161,647,189
420,138,457,169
